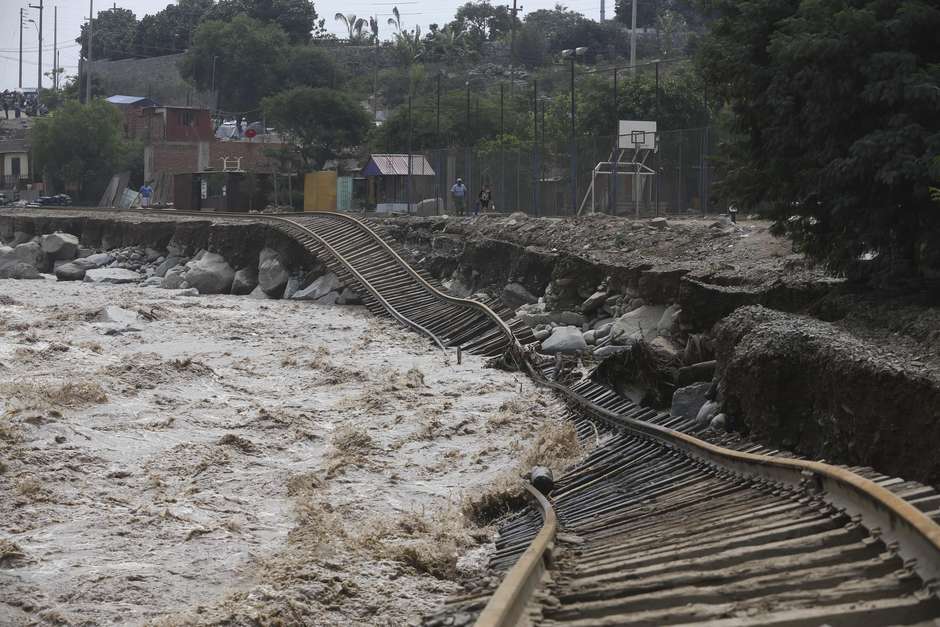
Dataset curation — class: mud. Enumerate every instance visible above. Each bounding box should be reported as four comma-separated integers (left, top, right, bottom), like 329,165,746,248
0,278,557,626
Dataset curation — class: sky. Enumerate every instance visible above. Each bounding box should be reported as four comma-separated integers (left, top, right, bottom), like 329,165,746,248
0,0,608,92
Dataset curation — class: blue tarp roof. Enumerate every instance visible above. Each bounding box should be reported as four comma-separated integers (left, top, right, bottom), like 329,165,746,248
106,95,159,107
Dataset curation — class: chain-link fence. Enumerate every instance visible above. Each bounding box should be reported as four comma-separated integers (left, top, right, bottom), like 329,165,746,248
351,57,719,217
357,125,716,217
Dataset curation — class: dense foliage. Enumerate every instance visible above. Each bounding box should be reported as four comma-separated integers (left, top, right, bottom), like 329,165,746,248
78,0,325,60
262,88,370,169
31,101,140,201
700,0,940,273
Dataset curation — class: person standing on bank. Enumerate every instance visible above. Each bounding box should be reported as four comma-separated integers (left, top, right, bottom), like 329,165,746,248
450,178,467,215
478,185,492,213
139,181,154,208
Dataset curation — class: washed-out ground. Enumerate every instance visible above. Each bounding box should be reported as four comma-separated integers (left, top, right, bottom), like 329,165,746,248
0,279,574,626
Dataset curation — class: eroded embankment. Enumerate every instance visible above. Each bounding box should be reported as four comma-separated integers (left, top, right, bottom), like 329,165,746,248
0,211,312,274
378,214,940,487
715,306,940,485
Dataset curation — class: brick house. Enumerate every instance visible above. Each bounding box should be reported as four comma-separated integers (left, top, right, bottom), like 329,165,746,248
107,96,289,192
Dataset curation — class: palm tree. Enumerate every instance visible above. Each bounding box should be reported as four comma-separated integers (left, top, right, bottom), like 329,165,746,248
387,6,402,34
369,16,380,44
335,13,367,41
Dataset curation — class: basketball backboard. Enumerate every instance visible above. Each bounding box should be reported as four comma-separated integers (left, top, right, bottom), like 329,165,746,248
618,120,658,150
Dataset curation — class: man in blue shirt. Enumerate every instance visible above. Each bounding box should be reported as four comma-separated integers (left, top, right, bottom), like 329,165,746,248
450,178,467,216
139,182,154,208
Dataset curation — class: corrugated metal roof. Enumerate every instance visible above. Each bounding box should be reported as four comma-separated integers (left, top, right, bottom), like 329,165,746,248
106,95,160,106
363,154,435,177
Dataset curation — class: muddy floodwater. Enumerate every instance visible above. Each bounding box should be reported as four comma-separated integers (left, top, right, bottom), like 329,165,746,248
0,280,572,626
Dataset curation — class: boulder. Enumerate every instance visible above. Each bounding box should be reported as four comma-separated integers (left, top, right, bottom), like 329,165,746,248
650,217,669,229
0,260,41,279
162,266,186,289
695,399,721,426
96,306,141,325
154,256,182,278
258,248,289,296
580,290,608,314
594,322,614,339
40,232,80,260
283,274,304,300
657,304,682,336
55,258,99,281
83,268,143,284
84,253,114,268
76,247,95,259
609,305,666,345
625,297,645,312
184,252,235,294
670,382,712,421
582,330,597,346
593,345,631,360
336,287,362,305
141,276,163,287
14,241,44,268
710,413,728,432
676,360,717,387
315,291,340,305
292,272,342,301
540,326,588,354
11,231,32,246
501,282,539,309
249,285,273,299
649,336,681,362
532,326,551,341
232,268,259,296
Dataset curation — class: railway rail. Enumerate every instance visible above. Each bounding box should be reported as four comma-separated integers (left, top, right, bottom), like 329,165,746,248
17,206,940,625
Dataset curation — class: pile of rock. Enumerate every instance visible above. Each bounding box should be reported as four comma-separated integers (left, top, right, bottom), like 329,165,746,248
511,273,723,430
516,276,682,361
0,230,364,307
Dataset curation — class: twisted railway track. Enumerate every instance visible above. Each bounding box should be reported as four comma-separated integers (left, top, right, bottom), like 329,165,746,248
24,207,940,625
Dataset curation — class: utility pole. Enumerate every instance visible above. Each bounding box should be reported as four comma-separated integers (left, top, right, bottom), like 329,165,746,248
86,0,94,103
611,68,618,214
53,6,57,90
28,0,43,91
509,0,520,94
630,0,637,75
19,8,24,88
532,79,539,216
600,0,605,21
436,72,441,215
499,82,504,212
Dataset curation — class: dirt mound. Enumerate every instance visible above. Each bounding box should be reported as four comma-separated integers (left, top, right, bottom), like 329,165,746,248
715,306,940,485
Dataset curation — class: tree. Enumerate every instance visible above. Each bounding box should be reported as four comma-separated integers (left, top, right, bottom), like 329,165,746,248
205,0,322,44
135,0,214,57
77,7,138,60
180,16,289,114
284,46,341,89
31,100,137,201
700,0,940,275
262,87,370,169
575,66,708,139
335,13,368,42
451,2,517,52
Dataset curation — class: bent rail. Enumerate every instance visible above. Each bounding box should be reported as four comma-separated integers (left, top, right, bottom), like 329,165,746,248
475,484,557,627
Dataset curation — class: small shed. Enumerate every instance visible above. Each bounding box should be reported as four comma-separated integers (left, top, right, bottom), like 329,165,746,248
105,95,160,108
362,154,435,213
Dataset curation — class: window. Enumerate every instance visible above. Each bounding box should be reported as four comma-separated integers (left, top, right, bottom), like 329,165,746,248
179,110,195,127
11,157,20,177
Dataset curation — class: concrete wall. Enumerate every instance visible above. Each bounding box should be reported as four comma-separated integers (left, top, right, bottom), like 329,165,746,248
86,54,216,108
